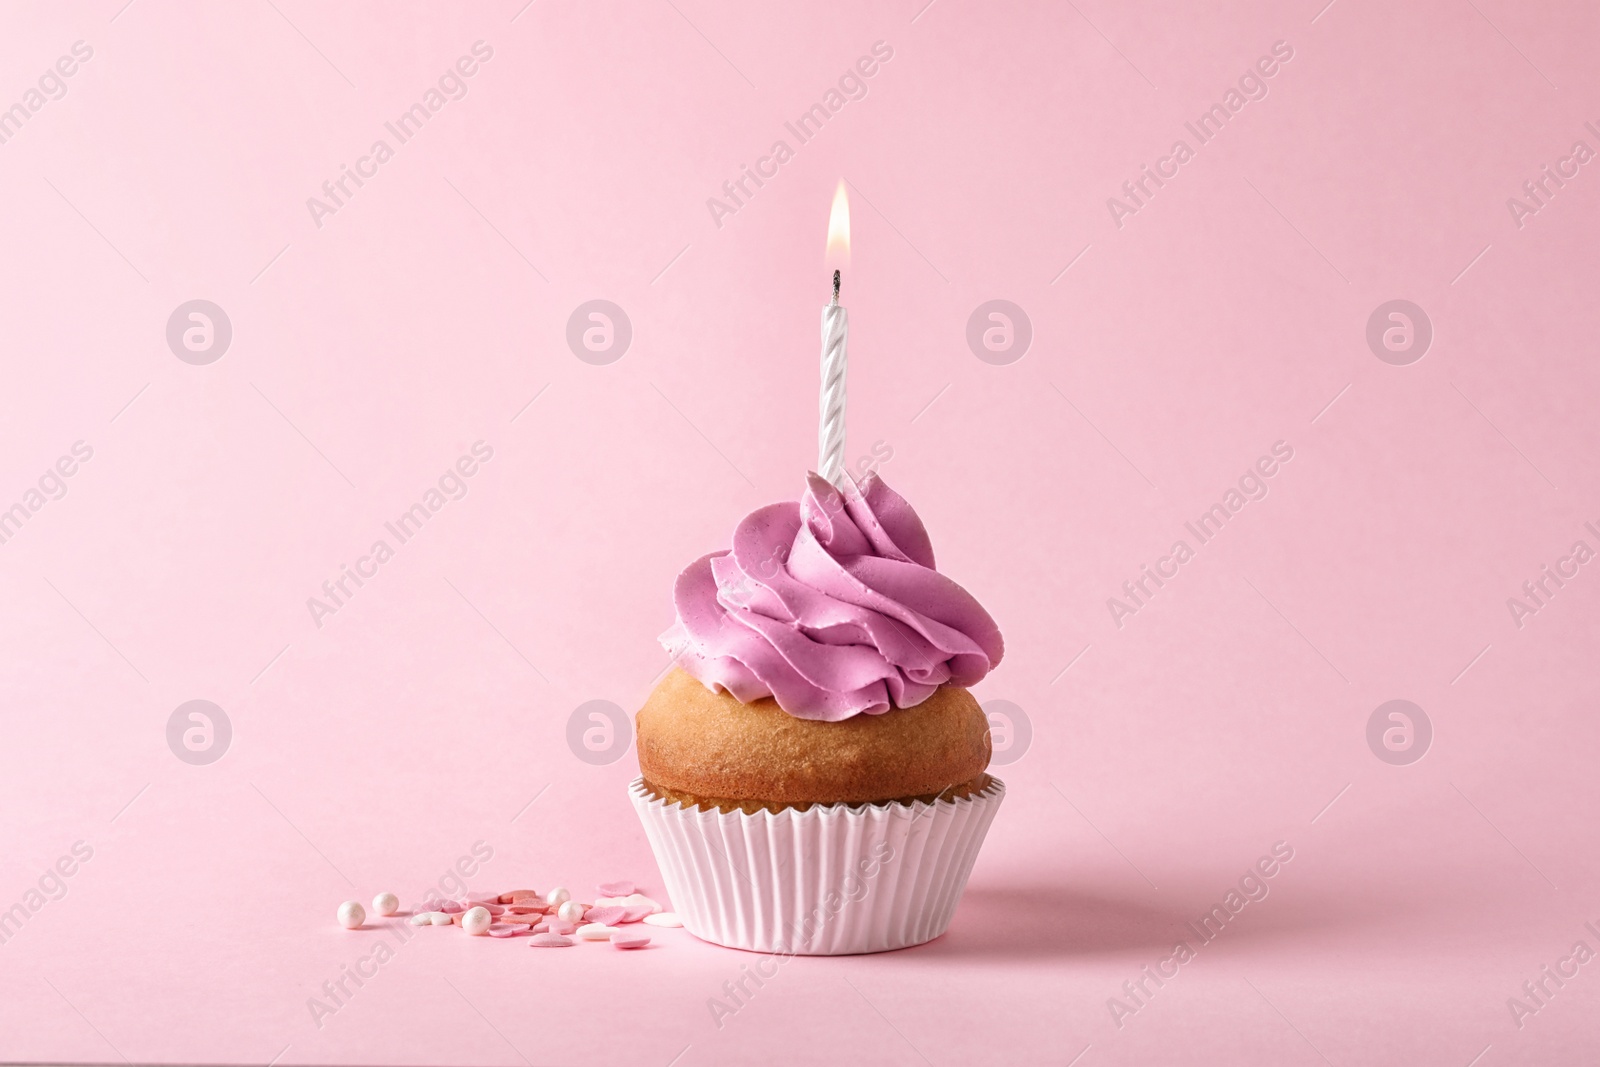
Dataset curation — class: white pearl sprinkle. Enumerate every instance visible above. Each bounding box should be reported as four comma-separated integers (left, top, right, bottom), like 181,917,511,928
545,886,571,906
372,892,399,916
461,906,492,935
557,900,585,923
337,901,365,930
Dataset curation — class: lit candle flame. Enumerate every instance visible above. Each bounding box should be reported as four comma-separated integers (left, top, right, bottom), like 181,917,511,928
825,180,850,270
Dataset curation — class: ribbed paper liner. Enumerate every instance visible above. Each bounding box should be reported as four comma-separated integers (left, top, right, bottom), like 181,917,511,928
629,776,1004,955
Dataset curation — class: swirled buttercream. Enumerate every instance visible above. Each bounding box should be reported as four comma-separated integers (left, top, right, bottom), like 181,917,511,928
660,472,1003,720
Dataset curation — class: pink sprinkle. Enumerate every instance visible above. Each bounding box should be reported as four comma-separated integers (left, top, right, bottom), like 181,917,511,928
438,901,464,914
548,921,577,935
529,933,574,948
597,880,635,896
486,923,521,938
611,931,651,949
584,906,626,925
619,906,654,924
467,902,505,916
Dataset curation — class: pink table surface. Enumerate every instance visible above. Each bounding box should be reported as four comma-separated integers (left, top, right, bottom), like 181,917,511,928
2,0,1598,1063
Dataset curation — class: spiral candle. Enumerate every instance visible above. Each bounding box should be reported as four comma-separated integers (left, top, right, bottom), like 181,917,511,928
818,270,849,487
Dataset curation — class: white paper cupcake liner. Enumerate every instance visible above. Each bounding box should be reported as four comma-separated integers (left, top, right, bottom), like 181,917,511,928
629,776,1004,955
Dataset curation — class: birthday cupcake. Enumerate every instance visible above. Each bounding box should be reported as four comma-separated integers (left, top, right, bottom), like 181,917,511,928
630,471,1005,955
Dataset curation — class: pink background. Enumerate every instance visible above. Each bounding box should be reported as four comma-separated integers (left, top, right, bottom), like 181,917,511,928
2,0,1598,1063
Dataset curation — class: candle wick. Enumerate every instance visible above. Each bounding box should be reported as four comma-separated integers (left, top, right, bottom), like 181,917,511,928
831,269,841,306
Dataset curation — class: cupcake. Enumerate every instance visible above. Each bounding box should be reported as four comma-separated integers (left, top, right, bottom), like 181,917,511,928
630,471,1005,954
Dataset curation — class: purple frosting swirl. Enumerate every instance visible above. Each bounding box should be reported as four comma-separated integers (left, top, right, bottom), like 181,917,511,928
659,472,1004,721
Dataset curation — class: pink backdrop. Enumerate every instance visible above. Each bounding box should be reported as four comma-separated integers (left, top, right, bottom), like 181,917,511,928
2,0,1598,1063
